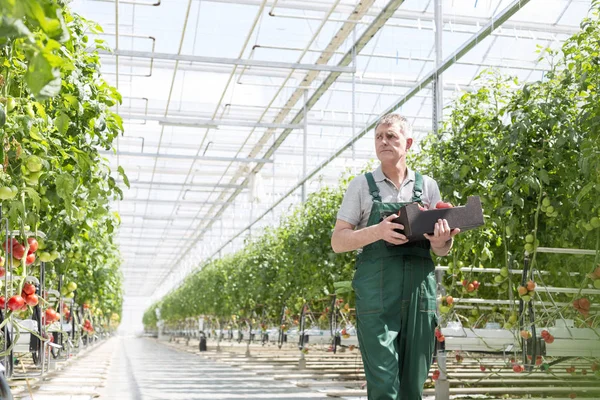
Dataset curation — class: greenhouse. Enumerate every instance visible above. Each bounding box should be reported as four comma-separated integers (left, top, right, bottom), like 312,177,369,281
0,0,598,398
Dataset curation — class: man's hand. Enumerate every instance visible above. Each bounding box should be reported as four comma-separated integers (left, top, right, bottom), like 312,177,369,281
424,219,460,252
378,213,408,245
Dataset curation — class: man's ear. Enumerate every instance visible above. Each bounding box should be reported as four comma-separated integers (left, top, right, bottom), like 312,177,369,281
406,137,413,150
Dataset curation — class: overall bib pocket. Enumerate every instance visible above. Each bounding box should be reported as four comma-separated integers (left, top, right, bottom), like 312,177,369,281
352,258,384,315
419,259,437,314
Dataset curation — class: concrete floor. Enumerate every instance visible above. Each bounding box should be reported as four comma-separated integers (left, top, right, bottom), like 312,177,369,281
99,337,330,400
18,337,331,400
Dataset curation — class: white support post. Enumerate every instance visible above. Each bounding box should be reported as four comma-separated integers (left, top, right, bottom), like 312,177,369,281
302,89,308,202
298,350,306,369
435,348,450,400
435,267,450,400
433,0,443,136
351,25,356,160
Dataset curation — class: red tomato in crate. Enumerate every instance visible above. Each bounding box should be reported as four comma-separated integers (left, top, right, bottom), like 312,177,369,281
435,201,453,209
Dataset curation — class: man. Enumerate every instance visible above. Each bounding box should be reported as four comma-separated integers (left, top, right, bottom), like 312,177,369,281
331,114,459,400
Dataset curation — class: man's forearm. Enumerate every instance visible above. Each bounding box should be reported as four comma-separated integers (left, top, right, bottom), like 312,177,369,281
331,226,381,253
431,238,453,257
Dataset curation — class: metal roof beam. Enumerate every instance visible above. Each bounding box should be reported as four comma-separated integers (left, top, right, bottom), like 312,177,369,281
254,44,550,72
120,112,392,129
118,180,243,190
117,235,194,240
117,108,437,131
119,114,304,130
118,199,232,206
202,0,578,35
97,49,356,73
100,58,476,89
100,150,273,164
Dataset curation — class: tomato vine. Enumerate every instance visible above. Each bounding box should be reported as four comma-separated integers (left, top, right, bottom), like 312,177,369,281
0,0,125,329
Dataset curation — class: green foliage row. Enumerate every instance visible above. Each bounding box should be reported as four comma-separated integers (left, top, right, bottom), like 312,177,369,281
0,0,124,325
147,180,358,328
413,4,600,328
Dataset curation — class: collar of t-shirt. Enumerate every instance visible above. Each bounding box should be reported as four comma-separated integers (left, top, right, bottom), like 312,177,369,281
372,165,415,191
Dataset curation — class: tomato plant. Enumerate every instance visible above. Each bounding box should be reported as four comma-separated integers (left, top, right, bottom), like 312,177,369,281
0,0,126,328
412,4,600,330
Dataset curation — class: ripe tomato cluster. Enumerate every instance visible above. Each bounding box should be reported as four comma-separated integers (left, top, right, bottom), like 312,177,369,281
83,319,94,333
572,297,591,317
512,364,525,373
1,237,38,268
462,279,480,293
434,327,445,343
21,282,39,306
517,280,536,302
45,308,60,324
63,306,71,321
541,329,555,344
0,281,40,311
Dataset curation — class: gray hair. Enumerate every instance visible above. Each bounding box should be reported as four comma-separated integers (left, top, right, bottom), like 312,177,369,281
375,114,413,138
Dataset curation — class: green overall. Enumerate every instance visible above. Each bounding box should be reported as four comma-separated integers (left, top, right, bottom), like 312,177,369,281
352,172,437,400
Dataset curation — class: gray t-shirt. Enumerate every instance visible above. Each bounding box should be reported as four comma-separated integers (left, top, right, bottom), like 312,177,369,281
337,166,442,229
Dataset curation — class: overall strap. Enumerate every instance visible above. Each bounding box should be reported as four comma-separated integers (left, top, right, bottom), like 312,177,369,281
365,173,382,202
411,172,424,203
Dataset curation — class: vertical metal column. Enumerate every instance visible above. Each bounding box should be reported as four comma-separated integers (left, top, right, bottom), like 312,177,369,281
351,26,356,161
435,268,450,400
302,89,308,202
40,261,46,374
249,197,254,238
433,0,444,136
1,207,8,378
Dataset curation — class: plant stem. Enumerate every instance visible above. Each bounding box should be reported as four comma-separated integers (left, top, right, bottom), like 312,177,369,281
529,139,547,277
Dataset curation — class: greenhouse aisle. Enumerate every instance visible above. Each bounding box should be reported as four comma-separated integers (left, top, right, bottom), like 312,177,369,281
97,337,331,400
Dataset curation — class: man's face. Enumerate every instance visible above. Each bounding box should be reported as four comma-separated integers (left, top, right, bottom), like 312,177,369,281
375,122,413,163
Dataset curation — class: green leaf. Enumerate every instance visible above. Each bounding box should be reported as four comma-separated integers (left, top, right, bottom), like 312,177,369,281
512,194,524,209
56,173,75,201
7,199,23,221
333,281,352,290
55,112,70,135
117,166,129,188
22,0,64,38
0,17,32,39
63,94,79,109
70,147,92,172
23,187,40,209
25,52,62,100
538,169,549,185
333,280,353,294
576,182,595,204
28,125,44,141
